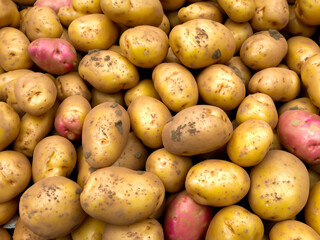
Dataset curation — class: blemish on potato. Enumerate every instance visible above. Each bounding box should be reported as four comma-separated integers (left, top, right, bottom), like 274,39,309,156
268,29,282,40
212,49,221,59
115,120,123,134
83,151,91,159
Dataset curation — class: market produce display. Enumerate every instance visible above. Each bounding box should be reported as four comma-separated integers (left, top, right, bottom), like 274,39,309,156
2,0,320,239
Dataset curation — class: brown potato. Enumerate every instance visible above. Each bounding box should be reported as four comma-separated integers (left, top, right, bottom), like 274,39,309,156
13,217,47,240
0,0,20,28
0,228,11,240
0,197,19,226
90,88,125,108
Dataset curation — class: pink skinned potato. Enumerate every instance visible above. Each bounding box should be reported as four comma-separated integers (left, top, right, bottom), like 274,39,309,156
34,0,71,13
164,190,214,240
28,38,78,75
277,110,320,165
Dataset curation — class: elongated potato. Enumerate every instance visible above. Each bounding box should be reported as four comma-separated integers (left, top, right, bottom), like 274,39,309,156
217,0,255,23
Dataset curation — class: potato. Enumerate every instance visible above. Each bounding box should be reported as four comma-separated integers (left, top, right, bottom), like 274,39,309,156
227,119,273,167
13,217,47,240
178,2,223,23
185,159,250,207
249,150,309,221
169,18,235,69
3,79,25,116
119,25,169,68
127,96,172,149
285,36,320,75
160,0,186,11
58,5,85,27
270,130,283,151
0,151,31,203
308,169,320,190
240,29,288,70
72,216,107,240
226,56,252,87
305,181,320,235
0,102,20,151
71,0,101,14
205,205,264,240
111,132,149,171
152,62,199,112
146,148,193,193
269,219,320,240
76,146,95,188
217,0,255,22
197,64,246,111
90,88,125,108
295,0,320,25
0,197,18,225
250,0,289,31
247,67,300,102
166,10,181,29
0,228,11,240
78,50,139,93
82,102,130,168
31,135,77,182
236,93,278,129
164,47,182,64
124,79,160,107
19,176,87,239
0,28,33,71
0,0,20,28
55,72,91,101
68,14,119,52
278,97,319,116
158,14,170,35
80,166,165,225
14,72,57,116
100,0,164,27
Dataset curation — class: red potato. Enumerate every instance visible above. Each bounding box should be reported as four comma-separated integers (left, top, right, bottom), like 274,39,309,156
277,110,320,165
34,0,71,13
164,190,214,240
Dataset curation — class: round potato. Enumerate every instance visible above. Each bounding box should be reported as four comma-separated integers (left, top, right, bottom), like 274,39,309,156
185,159,250,207
78,50,139,93
90,88,125,108
72,0,101,14
72,216,107,240
249,150,309,221
19,176,87,239
295,0,320,25
119,25,169,68
0,197,18,226
13,217,47,240
80,166,165,225
197,64,246,111
82,102,130,168
127,96,172,149
217,0,255,23
152,62,199,112
169,18,235,69
0,228,11,240
278,97,319,116
68,14,119,52
226,56,252,87
0,0,20,28
57,5,86,27
160,0,186,11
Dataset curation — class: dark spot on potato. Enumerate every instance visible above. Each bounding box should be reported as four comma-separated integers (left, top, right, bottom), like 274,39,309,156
229,66,245,83
84,152,91,159
75,188,82,195
171,124,187,142
195,27,208,39
166,117,174,123
104,55,110,61
212,49,221,59
136,171,144,175
88,49,100,55
89,167,96,173
268,29,282,40
115,120,123,134
110,103,118,108
115,109,122,116
135,152,142,159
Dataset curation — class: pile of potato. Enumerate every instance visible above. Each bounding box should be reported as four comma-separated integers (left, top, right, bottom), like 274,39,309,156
1,0,320,239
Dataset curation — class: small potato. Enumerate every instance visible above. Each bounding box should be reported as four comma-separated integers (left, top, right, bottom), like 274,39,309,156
112,132,149,171
295,0,320,25
0,151,31,203
0,28,33,71
55,72,91,101
76,146,95,188
240,29,288,70
72,216,107,240
68,14,119,52
0,228,11,240
185,159,250,207
25,6,63,41
0,0,19,28
227,119,273,167
178,2,223,23
250,0,289,31
13,217,47,240
78,50,139,93
249,150,309,221
217,0,255,23
278,97,319,116
247,67,301,102
100,0,164,27
197,64,246,111
119,25,169,68
236,93,278,129
32,135,77,182
71,0,101,14
160,0,186,11
90,88,125,108
169,18,235,69
82,102,130,168
146,148,193,193
0,102,20,151
226,56,252,87
127,96,172,149
152,62,199,112
305,181,320,235
80,167,165,225
164,47,181,64
158,14,170,35
102,219,164,240
19,176,87,239
270,130,283,151
205,205,264,240
0,197,19,225
124,79,160,107
14,72,57,116
58,5,86,27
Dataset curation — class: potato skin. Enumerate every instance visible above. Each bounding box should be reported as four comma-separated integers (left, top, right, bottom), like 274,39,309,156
162,105,233,156
278,97,319,116
295,0,320,25
217,0,255,23
0,197,18,226
80,166,165,226
13,217,47,240
72,216,107,240
226,56,252,87
305,182,320,236
90,88,125,108
185,159,250,207
82,102,130,168
248,150,309,221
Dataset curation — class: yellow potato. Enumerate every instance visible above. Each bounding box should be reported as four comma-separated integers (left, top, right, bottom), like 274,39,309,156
13,217,47,240
3,78,25,116
0,197,18,226
308,169,320,190
58,5,86,27
169,18,235,69
72,216,107,240
217,0,255,23
158,13,170,35
226,56,252,87
185,159,250,207
0,0,20,28
71,0,101,14
127,96,172,149
278,97,319,116
152,62,199,112
295,0,320,25
166,10,181,29
164,46,182,64
0,228,11,240
160,0,186,11
304,181,320,235
76,146,95,188
249,150,309,221
90,88,125,108
80,166,165,225
270,130,283,151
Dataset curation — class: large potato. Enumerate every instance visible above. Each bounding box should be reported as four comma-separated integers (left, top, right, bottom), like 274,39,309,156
217,0,255,23
160,0,186,11
162,105,233,156
80,166,165,225
295,0,320,25
71,0,101,14
19,176,87,239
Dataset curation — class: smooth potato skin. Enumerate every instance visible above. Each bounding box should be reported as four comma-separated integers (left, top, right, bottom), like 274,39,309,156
90,88,125,108
226,56,252,87
72,216,107,240
80,167,165,226
0,197,18,226
76,146,95,188
0,228,12,240
58,5,86,27
13,217,47,240
217,0,255,23
295,0,320,25
278,97,319,116
305,182,320,236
